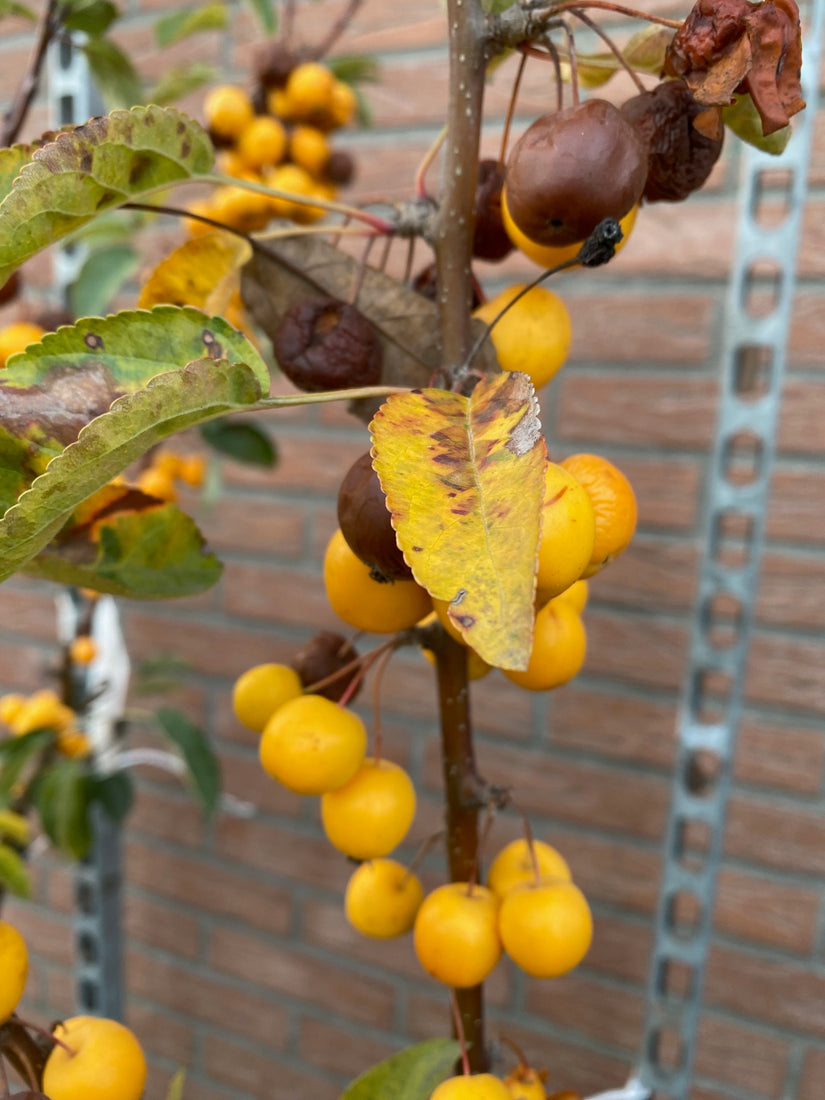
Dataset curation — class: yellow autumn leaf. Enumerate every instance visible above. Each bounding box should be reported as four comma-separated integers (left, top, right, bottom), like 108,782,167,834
138,231,252,315
370,372,546,671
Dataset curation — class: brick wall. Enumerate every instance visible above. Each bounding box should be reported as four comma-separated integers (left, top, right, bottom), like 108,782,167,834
1,1,825,1098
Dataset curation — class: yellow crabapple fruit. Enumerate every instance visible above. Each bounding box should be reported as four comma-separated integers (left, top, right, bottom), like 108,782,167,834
232,662,303,733
498,879,593,978
431,1075,512,1099
413,882,501,988
0,921,28,1022
486,838,572,900
534,463,596,601
42,1015,147,1100
321,757,416,859
259,694,366,794
345,858,424,938
503,601,586,692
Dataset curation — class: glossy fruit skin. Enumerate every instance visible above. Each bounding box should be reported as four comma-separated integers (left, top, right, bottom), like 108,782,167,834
324,529,432,634
42,1016,147,1100
232,663,303,732
473,158,514,261
345,858,424,937
0,921,28,1023
473,284,571,389
559,453,638,577
431,1074,512,1099
504,601,586,692
259,694,366,794
534,463,596,600
487,838,572,899
203,84,254,141
498,879,593,978
321,758,416,859
337,451,413,581
503,1069,547,1100
543,578,589,615
502,191,637,268
414,882,502,988
237,114,288,170
505,99,648,247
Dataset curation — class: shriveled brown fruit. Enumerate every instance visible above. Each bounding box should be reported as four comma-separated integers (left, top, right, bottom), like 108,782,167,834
664,0,804,135
505,99,648,246
254,41,298,89
621,80,724,202
338,451,413,581
472,158,514,261
326,150,356,185
290,630,361,702
272,297,382,392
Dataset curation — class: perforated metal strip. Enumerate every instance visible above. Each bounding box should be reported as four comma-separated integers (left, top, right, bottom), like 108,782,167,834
637,7,823,1096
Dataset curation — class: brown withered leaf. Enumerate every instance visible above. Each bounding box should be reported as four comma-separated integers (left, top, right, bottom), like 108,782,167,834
241,233,498,421
665,0,804,135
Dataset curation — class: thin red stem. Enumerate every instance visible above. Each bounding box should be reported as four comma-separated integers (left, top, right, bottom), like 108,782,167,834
449,989,472,1077
523,0,681,27
18,1018,76,1058
571,8,647,93
499,52,528,169
310,0,363,60
415,127,447,199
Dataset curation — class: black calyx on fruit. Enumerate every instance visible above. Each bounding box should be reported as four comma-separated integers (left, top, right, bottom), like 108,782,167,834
505,99,648,246
326,150,356,186
473,159,514,261
290,630,361,702
337,451,413,582
621,80,724,203
273,297,382,392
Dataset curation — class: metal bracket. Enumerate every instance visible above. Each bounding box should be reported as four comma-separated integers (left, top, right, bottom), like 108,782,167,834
637,4,824,1095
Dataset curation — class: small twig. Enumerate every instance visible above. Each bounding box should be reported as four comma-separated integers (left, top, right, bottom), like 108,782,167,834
560,20,579,104
518,0,681,27
571,8,647,93
400,829,445,887
309,0,363,60
370,644,395,763
16,1017,75,1058
0,1049,10,1100
449,989,472,1077
1,0,62,147
349,235,376,306
415,126,447,199
377,232,393,273
499,52,528,168
402,237,416,285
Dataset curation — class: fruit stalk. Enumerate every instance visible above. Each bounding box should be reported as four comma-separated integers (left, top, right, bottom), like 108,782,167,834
434,631,486,1072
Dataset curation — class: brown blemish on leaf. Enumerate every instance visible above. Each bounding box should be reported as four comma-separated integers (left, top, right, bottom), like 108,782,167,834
0,363,121,447
84,333,105,351
202,330,224,360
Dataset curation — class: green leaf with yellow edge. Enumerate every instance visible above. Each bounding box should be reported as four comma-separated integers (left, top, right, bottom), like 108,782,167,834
0,106,214,289
560,26,673,88
25,504,223,598
0,841,30,897
148,63,218,108
165,1068,186,1100
0,306,268,513
341,1039,460,1100
138,231,252,315
722,93,793,154
154,3,226,47
0,357,262,584
371,372,546,671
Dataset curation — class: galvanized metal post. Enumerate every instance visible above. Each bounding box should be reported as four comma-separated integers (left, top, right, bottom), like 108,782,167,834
48,38,125,1020
637,6,824,1096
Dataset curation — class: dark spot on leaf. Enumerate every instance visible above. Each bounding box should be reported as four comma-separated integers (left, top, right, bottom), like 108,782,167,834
412,546,423,552
128,153,154,187
433,452,460,465
80,150,93,173
177,121,186,134
84,333,104,351
202,330,223,359
454,614,475,629
95,190,116,210
181,141,191,158
450,506,471,515
451,589,468,605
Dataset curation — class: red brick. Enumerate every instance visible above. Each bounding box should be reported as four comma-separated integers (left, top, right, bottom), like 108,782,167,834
585,609,689,691
790,291,825,367
705,943,825,1036
2,902,73,965
203,1034,340,1099
585,535,698,613
209,925,397,1026
128,784,209,848
298,1017,400,1079
608,456,701,531
560,834,661,913
715,867,819,952
779,379,825,456
566,294,714,364
527,970,645,1051
215,815,351,889
736,715,825,794
0,580,60,641
0,639,53,693
583,911,652,984
220,431,365,494
745,632,825,715
198,493,307,556
726,794,825,875
694,1015,788,1098
126,1001,195,1064
222,560,339,629
549,686,678,769
555,373,716,449
767,466,825,543
123,893,201,958
125,949,289,1048
800,1047,825,1100
126,839,293,933
757,551,825,630
218,747,305,818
